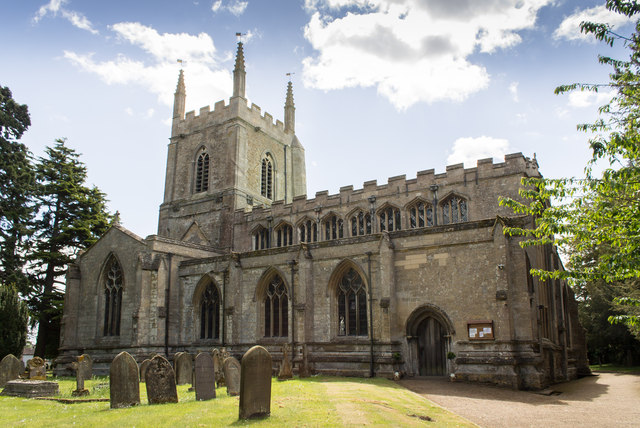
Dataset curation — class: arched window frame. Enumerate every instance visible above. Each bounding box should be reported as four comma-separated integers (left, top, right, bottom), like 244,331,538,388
252,225,270,250
377,205,401,232
198,280,221,340
329,262,369,339
274,222,293,247
349,209,372,237
194,148,210,193
440,194,468,225
261,154,274,200
323,213,344,240
406,199,433,229
103,255,123,337
297,218,318,243
258,270,289,339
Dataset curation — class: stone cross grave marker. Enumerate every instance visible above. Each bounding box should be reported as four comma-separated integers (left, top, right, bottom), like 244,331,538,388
109,351,140,409
194,352,216,401
174,352,193,386
0,354,22,388
27,357,46,380
79,353,93,380
239,345,272,420
146,355,178,405
298,344,311,378
139,359,151,383
278,343,293,380
212,348,225,387
71,355,90,396
223,356,241,396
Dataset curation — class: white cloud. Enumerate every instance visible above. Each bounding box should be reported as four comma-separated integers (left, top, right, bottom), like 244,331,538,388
211,0,248,16
145,108,155,119
447,136,512,167
64,22,233,111
33,0,98,34
124,107,134,116
567,89,613,108
302,0,553,110
509,82,519,102
553,5,633,42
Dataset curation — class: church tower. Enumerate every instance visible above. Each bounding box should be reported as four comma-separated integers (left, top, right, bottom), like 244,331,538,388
157,41,307,251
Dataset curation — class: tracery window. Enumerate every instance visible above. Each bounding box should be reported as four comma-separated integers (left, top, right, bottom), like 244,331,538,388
408,201,433,228
253,226,270,250
441,196,468,225
298,219,318,243
324,215,344,240
103,257,123,336
378,206,401,232
261,156,273,199
195,152,210,193
337,268,367,336
200,282,220,340
275,223,293,247
264,275,288,337
350,211,372,236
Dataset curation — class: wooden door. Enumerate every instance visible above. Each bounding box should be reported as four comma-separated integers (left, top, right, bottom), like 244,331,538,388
417,317,445,376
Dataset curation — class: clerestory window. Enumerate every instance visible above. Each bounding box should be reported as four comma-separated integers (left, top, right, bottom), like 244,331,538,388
379,206,401,232
350,211,372,236
275,223,293,247
324,215,344,240
298,219,318,243
441,196,468,225
408,201,433,228
253,226,270,250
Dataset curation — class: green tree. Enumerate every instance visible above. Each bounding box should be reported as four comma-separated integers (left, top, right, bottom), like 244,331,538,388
0,283,29,360
30,139,112,358
501,0,640,335
0,86,35,290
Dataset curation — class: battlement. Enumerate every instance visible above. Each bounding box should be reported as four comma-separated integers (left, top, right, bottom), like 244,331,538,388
178,96,288,138
236,152,540,223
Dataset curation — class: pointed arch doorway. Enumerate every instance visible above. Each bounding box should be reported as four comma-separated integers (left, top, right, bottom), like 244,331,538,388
406,304,454,377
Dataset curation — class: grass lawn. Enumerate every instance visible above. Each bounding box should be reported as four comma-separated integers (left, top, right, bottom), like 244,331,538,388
589,363,640,373
0,376,474,427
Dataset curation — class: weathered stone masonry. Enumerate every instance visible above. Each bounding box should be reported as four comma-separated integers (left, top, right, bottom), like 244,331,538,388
56,42,589,389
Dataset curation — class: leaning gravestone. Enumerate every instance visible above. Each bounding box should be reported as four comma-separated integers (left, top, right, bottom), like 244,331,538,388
278,343,293,380
174,352,193,385
79,353,93,380
71,355,90,396
27,357,46,380
223,356,241,396
146,355,178,404
239,346,272,419
212,348,225,387
194,352,215,401
0,354,22,388
110,351,140,409
139,359,151,383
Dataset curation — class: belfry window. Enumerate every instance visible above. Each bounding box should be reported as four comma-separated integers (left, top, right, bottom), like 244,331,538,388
275,223,293,247
103,257,123,336
299,219,317,243
200,282,220,340
379,206,401,232
408,201,433,228
441,196,468,225
261,157,273,199
253,226,270,250
195,152,210,193
324,215,344,240
350,211,372,236
264,275,288,337
337,268,367,336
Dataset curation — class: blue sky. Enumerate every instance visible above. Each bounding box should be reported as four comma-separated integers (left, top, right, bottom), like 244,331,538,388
1,0,634,238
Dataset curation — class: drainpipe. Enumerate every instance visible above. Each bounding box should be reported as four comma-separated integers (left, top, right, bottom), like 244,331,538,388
288,259,297,367
366,251,374,378
164,254,173,358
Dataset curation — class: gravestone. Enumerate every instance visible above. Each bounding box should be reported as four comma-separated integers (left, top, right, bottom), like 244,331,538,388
71,356,90,396
223,356,241,396
27,357,46,380
0,354,22,388
239,345,272,420
109,351,140,409
212,348,225,387
1,379,59,397
79,353,93,380
174,352,193,385
146,355,178,405
298,344,311,378
278,343,293,380
194,352,215,401
139,359,151,383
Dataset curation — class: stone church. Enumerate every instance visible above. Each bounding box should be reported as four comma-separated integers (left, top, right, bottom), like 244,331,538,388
56,42,589,389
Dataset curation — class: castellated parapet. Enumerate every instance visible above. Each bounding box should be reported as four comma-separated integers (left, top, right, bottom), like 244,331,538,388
232,153,539,251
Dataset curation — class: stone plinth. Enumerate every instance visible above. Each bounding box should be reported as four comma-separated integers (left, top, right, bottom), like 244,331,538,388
1,380,59,398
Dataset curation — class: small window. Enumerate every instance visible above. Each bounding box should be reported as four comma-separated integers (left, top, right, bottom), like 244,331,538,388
350,211,372,236
408,201,433,228
379,206,401,232
195,152,210,193
324,215,344,240
299,220,318,243
275,223,293,247
261,157,273,199
253,226,270,250
441,197,468,225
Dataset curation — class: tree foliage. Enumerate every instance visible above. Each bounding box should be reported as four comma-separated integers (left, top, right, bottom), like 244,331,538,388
500,0,640,333
0,283,29,360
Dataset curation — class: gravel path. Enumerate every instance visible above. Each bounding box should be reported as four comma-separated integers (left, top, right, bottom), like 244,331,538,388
399,372,640,428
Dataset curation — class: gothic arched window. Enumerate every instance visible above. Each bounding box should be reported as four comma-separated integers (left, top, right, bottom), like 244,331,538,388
298,219,317,243
195,152,210,193
441,196,468,225
337,268,367,336
379,206,401,232
200,282,220,340
253,226,270,250
350,211,372,236
261,156,273,199
264,275,288,337
324,215,344,240
408,201,433,228
275,223,293,247
103,257,123,336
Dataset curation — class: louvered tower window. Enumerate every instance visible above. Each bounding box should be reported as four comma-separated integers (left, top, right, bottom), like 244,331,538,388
195,153,210,193
261,157,273,199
